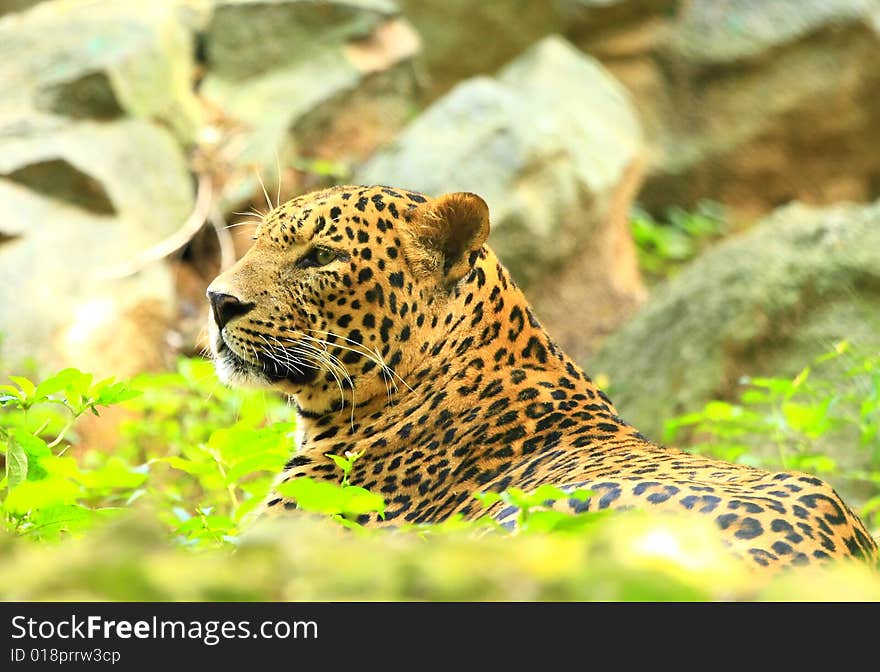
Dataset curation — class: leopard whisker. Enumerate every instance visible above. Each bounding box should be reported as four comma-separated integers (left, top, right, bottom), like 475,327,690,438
302,328,413,396
287,330,397,404
267,334,356,422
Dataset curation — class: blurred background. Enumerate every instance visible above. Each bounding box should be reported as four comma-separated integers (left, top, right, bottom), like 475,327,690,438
2,0,880,601
2,0,879,460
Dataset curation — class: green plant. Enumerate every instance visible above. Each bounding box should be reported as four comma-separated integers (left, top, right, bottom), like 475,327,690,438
664,341,880,531
0,368,142,539
2,352,880,601
630,201,725,279
0,359,294,546
118,358,294,545
277,477,385,530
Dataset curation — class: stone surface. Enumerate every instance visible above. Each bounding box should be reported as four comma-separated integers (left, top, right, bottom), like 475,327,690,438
590,199,880,441
0,115,194,224
204,0,399,80
0,0,202,144
0,115,193,376
642,0,880,221
357,36,645,359
560,0,678,157
561,0,880,222
199,0,421,213
396,0,565,100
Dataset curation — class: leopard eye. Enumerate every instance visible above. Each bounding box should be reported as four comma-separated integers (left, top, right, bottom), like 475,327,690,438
314,247,337,266
297,246,338,269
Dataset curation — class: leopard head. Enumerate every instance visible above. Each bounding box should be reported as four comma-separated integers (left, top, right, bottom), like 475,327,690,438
206,185,490,414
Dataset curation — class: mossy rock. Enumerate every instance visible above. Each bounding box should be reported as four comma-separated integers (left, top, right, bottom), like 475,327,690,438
590,199,880,441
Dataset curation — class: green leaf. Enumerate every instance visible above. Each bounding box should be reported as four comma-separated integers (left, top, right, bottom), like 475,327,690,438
6,434,28,488
340,486,386,517
10,429,51,482
521,509,607,534
0,384,25,404
155,456,214,477
33,369,84,401
225,453,287,484
209,426,289,463
40,456,82,481
474,492,503,508
77,458,148,490
782,401,831,438
277,478,385,516
24,504,98,540
8,375,35,401
326,453,353,473
788,454,837,474
59,370,92,411
739,389,770,405
702,401,739,421
567,488,594,502
93,381,142,406
748,377,794,396
530,484,571,504
233,495,264,522
4,477,81,513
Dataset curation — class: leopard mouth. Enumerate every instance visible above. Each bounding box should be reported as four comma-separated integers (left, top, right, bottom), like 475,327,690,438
214,337,319,387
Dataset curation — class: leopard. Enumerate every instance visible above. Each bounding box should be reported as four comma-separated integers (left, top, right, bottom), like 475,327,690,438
206,184,879,573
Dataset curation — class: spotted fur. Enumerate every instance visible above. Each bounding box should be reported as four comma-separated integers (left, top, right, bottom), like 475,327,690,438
207,185,879,572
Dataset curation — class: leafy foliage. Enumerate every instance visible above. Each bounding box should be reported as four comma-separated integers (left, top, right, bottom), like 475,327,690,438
630,201,726,279
1,359,292,545
1,368,143,539
2,349,879,601
664,341,880,530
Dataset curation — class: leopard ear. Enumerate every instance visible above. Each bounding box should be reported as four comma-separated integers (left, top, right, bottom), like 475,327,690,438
405,192,490,286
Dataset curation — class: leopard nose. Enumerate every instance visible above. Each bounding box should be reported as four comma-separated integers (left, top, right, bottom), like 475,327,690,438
207,291,254,330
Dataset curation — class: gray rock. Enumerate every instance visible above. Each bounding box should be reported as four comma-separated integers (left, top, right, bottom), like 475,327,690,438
0,0,202,143
204,0,399,80
199,1,420,213
0,115,193,229
0,115,193,375
356,35,646,361
671,0,878,64
590,200,880,441
396,0,565,100
357,35,643,287
558,0,880,221
641,0,880,220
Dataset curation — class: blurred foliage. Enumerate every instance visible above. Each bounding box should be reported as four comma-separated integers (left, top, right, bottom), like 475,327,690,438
1,358,292,545
630,201,726,280
2,351,880,601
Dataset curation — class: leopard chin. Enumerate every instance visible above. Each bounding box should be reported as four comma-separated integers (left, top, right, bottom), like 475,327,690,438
212,339,318,389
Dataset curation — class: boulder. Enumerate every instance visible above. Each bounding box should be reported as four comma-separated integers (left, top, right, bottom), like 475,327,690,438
559,0,679,160
357,36,646,360
561,0,880,222
395,0,565,101
0,115,194,224
590,199,880,441
204,0,399,80
199,0,421,213
0,0,202,144
0,116,193,377
642,0,880,221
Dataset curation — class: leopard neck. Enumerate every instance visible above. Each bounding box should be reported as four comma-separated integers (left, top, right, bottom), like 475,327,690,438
291,248,622,451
